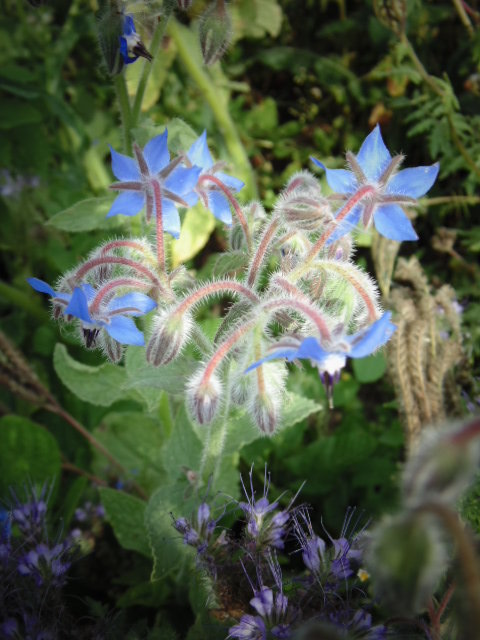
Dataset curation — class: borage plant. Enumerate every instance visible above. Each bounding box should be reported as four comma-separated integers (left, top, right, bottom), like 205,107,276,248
28,124,438,490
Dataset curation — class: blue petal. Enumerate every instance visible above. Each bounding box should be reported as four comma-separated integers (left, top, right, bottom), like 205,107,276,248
109,146,140,181
373,204,418,241
187,131,213,170
105,316,145,346
143,131,170,175
161,199,181,238
207,191,232,224
119,37,137,64
216,171,244,193
182,190,199,206
64,288,93,323
108,292,157,316
327,204,362,244
123,15,136,36
107,191,145,218
81,283,96,302
348,312,397,358
311,158,356,193
294,337,330,363
386,163,439,198
165,165,202,195
27,277,57,298
244,348,299,373
356,125,392,181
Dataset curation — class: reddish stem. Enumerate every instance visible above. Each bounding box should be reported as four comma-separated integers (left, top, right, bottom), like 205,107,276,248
198,174,252,252
306,185,375,261
175,280,259,316
89,277,151,314
152,179,166,272
74,256,160,287
247,216,280,288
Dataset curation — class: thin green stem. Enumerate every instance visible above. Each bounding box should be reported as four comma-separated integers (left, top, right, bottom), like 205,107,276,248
131,10,173,126
114,74,132,153
168,18,258,199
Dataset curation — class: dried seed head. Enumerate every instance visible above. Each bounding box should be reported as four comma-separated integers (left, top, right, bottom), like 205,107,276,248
187,367,223,425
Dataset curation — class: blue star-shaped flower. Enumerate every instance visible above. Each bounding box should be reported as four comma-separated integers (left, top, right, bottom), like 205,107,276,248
64,286,156,347
108,130,202,238
119,14,152,65
28,277,156,347
246,312,396,405
311,125,439,242
187,130,244,225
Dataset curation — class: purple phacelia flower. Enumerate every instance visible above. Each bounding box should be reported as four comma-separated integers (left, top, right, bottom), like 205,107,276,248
312,125,439,242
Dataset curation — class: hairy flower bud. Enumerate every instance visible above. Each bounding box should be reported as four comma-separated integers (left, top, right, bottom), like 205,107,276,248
187,368,223,424
146,311,193,366
199,1,232,66
247,362,287,435
403,418,480,508
277,189,334,232
177,0,193,9
100,332,124,363
366,511,446,614
96,4,125,75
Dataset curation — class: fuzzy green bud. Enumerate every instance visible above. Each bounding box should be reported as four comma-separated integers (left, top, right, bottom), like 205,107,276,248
187,368,222,424
199,1,232,66
146,311,192,366
97,4,124,76
403,418,480,508
366,511,446,615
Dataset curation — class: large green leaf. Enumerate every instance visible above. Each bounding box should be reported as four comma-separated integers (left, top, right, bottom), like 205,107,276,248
93,412,166,494
124,346,195,398
160,405,202,482
352,352,387,383
47,196,125,232
145,483,197,580
53,343,129,406
0,416,61,498
99,487,151,557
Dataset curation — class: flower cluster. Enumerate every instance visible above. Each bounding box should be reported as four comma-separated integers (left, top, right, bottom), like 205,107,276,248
0,486,75,638
29,126,437,428
172,467,387,639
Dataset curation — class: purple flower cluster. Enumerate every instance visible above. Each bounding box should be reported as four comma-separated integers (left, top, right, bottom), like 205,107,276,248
172,468,386,639
0,487,75,638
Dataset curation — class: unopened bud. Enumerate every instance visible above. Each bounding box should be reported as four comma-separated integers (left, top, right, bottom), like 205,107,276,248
199,1,232,66
277,190,333,232
366,511,446,614
327,235,353,261
403,418,480,507
100,332,124,363
146,311,192,366
247,362,286,435
187,368,222,424
97,5,124,76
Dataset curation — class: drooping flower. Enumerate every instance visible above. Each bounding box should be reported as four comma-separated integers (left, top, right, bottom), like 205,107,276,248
245,312,396,405
311,125,439,242
108,130,202,238
186,130,244,224
64,286,156,347
119,14,152,65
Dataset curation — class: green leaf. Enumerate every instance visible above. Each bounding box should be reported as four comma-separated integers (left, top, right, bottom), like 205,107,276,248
161,405,202,482
124,346,195,398
145,483,196,580
53,343,129,406
213,250,248,277
132,118,199,154
0,416,61,498
352,352,387,383
99,487,151,557
0,99,42,129
232,0,283,40
171,203,215,267
47,196,125,232
92,412,166,494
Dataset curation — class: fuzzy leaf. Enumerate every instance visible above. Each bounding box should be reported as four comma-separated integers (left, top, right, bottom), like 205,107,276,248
53,343,128,406
0,416,61,498
47,196,124,232
99,487,151,557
